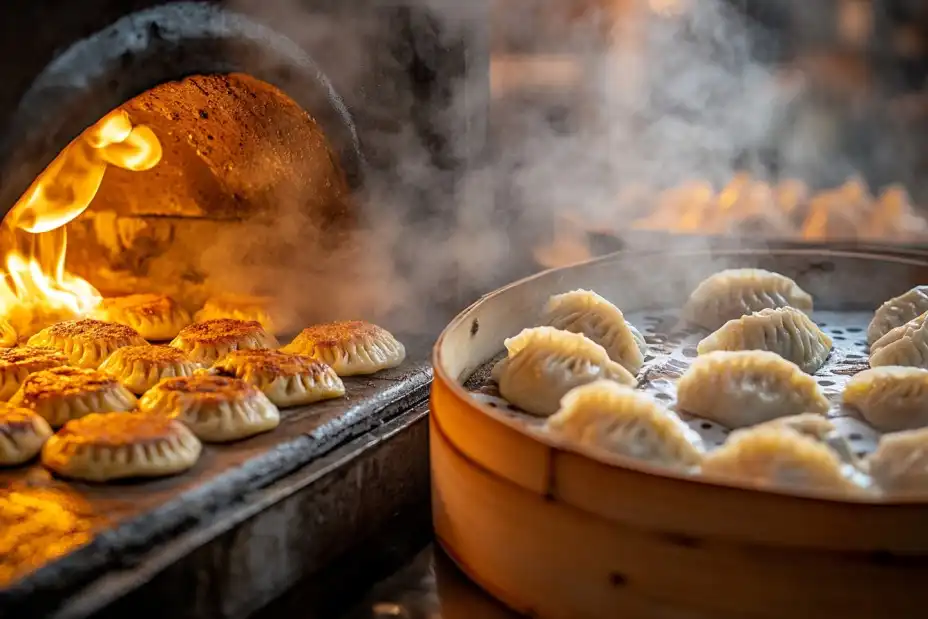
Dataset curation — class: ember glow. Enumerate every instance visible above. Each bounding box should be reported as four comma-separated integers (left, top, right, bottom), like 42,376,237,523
1,110,162,337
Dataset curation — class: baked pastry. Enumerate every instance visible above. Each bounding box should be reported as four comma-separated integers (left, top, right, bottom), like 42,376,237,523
41,412,201,482
676,350,829,428
195,293,295,335
27,319,148,368
696,306,832,374
169,318,279,365
843,366,928,432
868,286,928,345
0,404,53,465
866,427,928,496
90,293,192,340
282,320,405,376
139,375,280,442
540,289,646,374
0,317,17,347
211,349,344,407
0,346,68,401
98,345,201,395
701,425,865,495
546,380,703,469
9,366,138,427
492,327,636,417
870,312,928,369
682,268,813,331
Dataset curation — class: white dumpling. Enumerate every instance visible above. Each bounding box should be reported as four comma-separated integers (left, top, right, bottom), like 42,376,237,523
701,425,867,495
676,350,829,428
682,268,813,331
843,366,928,432
540,289,646,374
867,286,928,345
696,306,832,374
546,380,704,469
866,427,928,497
869,312,928,369
492,327,636,417
751,414,859,465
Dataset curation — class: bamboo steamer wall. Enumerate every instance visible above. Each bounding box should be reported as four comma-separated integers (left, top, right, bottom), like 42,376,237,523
430,249,928,619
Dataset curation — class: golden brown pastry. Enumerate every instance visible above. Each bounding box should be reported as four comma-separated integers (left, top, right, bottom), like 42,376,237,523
90,294,192,340
211,349,345,407
98,345,201,395
282,320,405,376
169,319,279,365
41,412,202,482
195,294,296,335
0,318,17,348
0,346,68,401
27,319,148,369
9,366,138,427
0,404,53,466
139,374,280,442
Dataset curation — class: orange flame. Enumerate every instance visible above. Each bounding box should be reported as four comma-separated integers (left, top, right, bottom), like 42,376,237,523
1,109,162,337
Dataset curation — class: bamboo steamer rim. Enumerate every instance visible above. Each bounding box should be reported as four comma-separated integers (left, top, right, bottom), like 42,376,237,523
432,247,928,508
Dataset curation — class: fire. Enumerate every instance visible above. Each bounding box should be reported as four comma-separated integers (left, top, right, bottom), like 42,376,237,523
1,110,162,337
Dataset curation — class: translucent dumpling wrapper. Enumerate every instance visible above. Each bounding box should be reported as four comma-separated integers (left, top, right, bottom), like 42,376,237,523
867,286,928,345
843,366,928,432
546,380,704,469
676,350,829,428
866,427,928,497
540,289,647,374
869,312,928,369
701,425,869,496
492,327,636,417
696,306,832,374
682,268,813,331
751,414,859,467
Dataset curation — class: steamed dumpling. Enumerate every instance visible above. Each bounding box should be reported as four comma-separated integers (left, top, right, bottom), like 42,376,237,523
682,268,813,331
869,312,928,369
866,427,928,496
843,366,928,432
867,286,928,345
492,327,636,417
546,380,704,469
696,306,832,374
751,414,858,465
676,350,829,428
540,289,646,374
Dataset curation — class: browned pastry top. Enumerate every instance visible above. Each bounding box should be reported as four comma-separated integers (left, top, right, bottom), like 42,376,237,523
0,404,44,431
40,319,145,343
155,374,259,399
0,346,67,368
20,367,120,400
176,319,267,344
99,294,179,317
215,349,331,377
112,345,191,365
292,320,382,348
55,412,185,446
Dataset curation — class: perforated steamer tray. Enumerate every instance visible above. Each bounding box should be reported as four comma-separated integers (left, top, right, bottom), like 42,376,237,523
430,248,928,619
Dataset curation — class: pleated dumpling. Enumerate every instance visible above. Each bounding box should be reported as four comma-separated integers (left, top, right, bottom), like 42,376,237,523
546,380,704,469
492,327,636,417
0,318,17,348
90,294,192,341
843,366,928,432
211,349,345,407
676,350,829,428
867,286,928,345
682,268,813,331
869,312,928,369
98,345,202,395
283,321,405,376
751,414,858,465
27,319,149,369
701,425,867,495
696,306,832,374
0,404,53,466
540,289,646,374
866,427,928,497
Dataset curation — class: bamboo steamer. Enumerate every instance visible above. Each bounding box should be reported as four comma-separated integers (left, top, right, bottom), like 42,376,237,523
431,248,928,619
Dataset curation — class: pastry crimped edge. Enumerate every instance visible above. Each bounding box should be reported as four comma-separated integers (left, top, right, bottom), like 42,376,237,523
91,294,193,340
0,317,17,348
99,345,202,395
9,367,139,427
194,294,294,335
0,405,53,466
139,376,280,442
282,320,406,376
26,319,148,368
0,346,68,401
41,412,202,482
169,319,280,365
210,349,345,407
